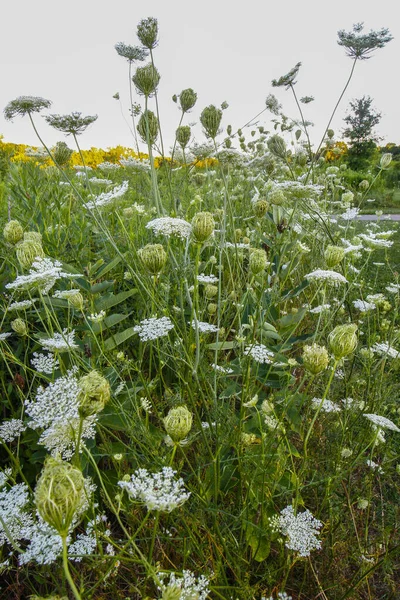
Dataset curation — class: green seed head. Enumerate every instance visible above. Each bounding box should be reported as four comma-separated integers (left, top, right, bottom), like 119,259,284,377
268,188,286,206
16,239,45,270
324,245,345,268
3,220,24,244
137,110,159,145
53,141,73,166
66,291,84,311
302,343,329,375
78,370,111,418
138,243,167,275
137,17,159,49
253,198,269,218
249,248,268,275
191,212,215,243
179,88,197,113
267,134,287,159
35,457,87,535
163,405,193,442
23,231,42,244
204,284,218,299
11,318,28,336
175,125,191,149
207,302,217,315
200,105,223,139
380,153,392,170
132,63,160,97
328,323,358,359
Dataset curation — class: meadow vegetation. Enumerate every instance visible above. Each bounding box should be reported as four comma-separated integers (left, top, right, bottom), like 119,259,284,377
0,17,399,600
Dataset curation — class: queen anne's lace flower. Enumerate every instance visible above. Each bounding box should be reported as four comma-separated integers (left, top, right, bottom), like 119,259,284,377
371,342,400,359
0,483,33,548
157,569,210,600
7,299,38,311
353,300,376,312
145,217,192,239
84,181,129,209
119,467,190,512
0,333,12,341
31,352,59,374
190,320,219,333
363,413,400,432
278,505,323,557
245,344,274,364
39,329,78,352
311,398,341,413
0,419,26,443
305,269,347,284
134,316,174,341
25,368,96,459
5,257,81,295
197,274,219,284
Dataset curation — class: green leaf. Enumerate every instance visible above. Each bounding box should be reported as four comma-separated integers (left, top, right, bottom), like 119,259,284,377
244,520,271,562
104,327,137,350
89,313,130,335
90,280,115,294
96,255,123,279
206,340,236,350
95,288,138,311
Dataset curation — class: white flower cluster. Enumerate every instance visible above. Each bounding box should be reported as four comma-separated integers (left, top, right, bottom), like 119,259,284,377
211,363,234,374
371,342,400,359
89,177,113,185
19,519,63,566
262,593,292,600
0,419,26,443
134,316,174,341
309,303,331,314
197,274,219,284
278,505,323,557
7,298,38,311
39,329,78,352
386,283,400,294
353,300,376,312
225,241,250,249
340,207,360,220
0,482,33,548
119,156,151,170
245,344,274,364
97,161,121,171
157,569,210,600
359,233,394,249
25,368,97,459
6,257,81,295
118,467,190,512
84,180,129,209
311,398,341,413
68,518,98,562
31,352,59,374
363,413,400,432
191,320,219,334
0,332,12,341
88,310,106,323
305,269,347,285
146,217,192,239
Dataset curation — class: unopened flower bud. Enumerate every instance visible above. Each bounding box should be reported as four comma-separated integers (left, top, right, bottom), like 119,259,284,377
242,236,250,245
16,239,45,270
327,129,335,139
138,243,167,275
324,245,345,268
161,586,182,600
358,179,369,191
137,110,159,145
249,248,268,275
268,188,286,206
163,405,193,442
35,457,87,535
66,291,84,310
204,284,218,299
192,212,215,243
78,370,111,418
380,153,392,170
175,125,191,149
253,198,269,218
11,318,28,336
179,88,197,113
302,343,329,375
132,64,160,97
3,220,23,244
24,231,42,244
267,134,287,159
53,141,73,166
200,105,223,139
328,323,358,359
207,302,217,315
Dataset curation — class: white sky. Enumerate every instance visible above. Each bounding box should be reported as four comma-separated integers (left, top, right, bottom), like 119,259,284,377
0,0,399,154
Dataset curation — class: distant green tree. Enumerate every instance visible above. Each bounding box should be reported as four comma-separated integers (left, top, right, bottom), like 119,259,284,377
342,96,381,170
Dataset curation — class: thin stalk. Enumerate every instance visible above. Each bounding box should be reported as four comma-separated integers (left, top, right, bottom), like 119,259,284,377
305,58,358,183
62,534,82,600
128,61,141,155
290,84,313,162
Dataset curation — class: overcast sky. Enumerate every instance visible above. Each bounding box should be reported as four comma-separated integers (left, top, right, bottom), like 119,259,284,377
0,0,398,154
